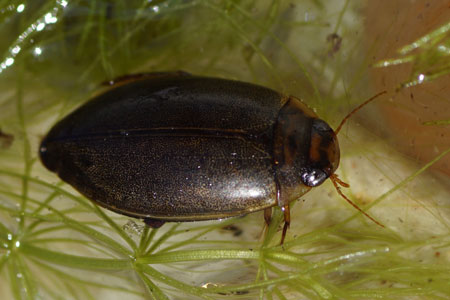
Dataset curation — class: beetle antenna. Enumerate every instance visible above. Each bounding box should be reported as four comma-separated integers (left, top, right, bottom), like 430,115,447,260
329,174,385,228
335,91,387,135
331,92,387,227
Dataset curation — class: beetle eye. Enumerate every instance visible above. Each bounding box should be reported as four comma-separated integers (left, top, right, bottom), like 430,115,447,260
301,169,328,187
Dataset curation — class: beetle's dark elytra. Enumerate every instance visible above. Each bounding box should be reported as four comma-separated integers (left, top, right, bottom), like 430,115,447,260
39,72,340,241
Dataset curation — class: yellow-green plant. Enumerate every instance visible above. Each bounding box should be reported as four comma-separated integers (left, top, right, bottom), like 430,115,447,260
0,1,449,299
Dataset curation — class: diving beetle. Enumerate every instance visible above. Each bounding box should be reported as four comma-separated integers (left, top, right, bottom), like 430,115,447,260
39,72,385,243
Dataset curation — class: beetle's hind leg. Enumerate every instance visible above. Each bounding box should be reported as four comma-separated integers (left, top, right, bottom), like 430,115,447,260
143,218,165,228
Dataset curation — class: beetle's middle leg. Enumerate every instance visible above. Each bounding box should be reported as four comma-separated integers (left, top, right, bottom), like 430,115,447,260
280,204,290,245
274,178,290,244
264,207,272,226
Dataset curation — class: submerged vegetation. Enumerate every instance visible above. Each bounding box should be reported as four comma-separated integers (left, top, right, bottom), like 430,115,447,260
0,0,449,299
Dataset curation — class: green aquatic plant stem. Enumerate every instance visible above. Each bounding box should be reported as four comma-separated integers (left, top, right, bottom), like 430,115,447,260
15,65,32,235
423,119,450,126
399,21,450,54
145,223,180,255
21,244,132,270
375,19,450,86
137,264,215,300
138,248,260,264
90,204,138,250
32,258,145,296
135,269,170,300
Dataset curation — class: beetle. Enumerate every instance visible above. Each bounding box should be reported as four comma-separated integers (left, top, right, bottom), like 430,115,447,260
39,72,384,243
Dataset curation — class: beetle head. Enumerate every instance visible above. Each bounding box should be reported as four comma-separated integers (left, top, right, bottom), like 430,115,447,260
275,93,386,229
274,97,340,189
300,118,340,187
301,91,387,188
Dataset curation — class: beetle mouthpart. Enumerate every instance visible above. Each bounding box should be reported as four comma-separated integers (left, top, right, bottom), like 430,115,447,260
301,169,328,187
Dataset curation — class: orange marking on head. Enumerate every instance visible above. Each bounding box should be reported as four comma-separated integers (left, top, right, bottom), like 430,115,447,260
309,133,321,162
